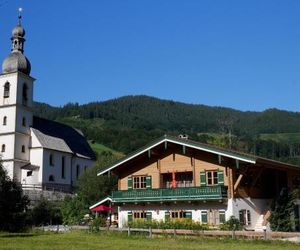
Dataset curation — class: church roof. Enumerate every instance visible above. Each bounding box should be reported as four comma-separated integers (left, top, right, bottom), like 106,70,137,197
31,127,73,154
32,116,96,160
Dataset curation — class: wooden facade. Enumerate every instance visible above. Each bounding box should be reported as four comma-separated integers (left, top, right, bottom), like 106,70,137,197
95,135,300,230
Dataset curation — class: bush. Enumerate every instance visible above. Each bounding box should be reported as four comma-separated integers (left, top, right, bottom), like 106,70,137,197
219,216,242,231
128,218,209,230
31,199,63,226
90,217,106,232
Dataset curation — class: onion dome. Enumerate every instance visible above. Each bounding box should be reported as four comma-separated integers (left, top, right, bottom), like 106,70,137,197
2,10,31,75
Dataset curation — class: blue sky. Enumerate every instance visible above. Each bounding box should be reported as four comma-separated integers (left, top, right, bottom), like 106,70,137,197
0,0,300,112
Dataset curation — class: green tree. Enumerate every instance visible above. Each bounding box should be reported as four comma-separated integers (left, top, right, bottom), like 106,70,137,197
61,151,119,225
269,188,298,232
0,165,29,232
31,198,62,226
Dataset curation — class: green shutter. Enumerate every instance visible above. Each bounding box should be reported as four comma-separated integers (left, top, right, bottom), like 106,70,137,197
219,211,226,224
146,212,152,220
200,172,206,186
165,211,170,221
128,211,133,222
185,212,192,219
217,171,224,185
128,177,132,190
146,176,152,189
201,211,208,223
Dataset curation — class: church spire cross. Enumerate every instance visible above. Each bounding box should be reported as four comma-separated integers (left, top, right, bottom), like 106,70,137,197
18,7,23,26
11,7,25,53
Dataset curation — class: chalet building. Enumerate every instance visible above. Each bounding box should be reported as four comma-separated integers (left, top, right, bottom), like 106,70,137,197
0,15,95,192
94,135,300,231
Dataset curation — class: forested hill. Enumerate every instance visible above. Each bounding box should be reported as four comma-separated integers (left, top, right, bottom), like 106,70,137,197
33,95,300,165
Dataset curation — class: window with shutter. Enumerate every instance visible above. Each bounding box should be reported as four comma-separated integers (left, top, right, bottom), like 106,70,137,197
146,212,152,220
200,171,206,186
128,177,132,190
146,176,152,189
219,210,226,224
128,211,133,222
201,210,208,223
185,212,192,219
217,171,224,185
165,211,170,221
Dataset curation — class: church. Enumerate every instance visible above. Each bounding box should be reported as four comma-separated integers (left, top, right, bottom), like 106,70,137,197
0,15,96,192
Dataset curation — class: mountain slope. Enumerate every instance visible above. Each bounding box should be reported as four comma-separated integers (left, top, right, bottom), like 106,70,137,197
33,95,300,165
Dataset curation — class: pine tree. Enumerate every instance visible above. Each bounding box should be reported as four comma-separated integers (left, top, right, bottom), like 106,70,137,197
269,188,298,232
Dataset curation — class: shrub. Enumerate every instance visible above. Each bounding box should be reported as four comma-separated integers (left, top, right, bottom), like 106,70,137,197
90,217,106,232
219,216,242,231
128,218,209,230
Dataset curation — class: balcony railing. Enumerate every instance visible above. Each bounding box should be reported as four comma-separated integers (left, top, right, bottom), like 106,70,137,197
112,185,227,203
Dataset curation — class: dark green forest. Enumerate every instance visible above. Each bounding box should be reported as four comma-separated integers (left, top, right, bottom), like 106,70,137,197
33,95,300,165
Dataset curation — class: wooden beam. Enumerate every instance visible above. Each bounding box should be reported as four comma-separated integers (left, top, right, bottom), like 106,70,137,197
164,141,167,150
234,174,243,191
182,145,186,154
148,149,151,158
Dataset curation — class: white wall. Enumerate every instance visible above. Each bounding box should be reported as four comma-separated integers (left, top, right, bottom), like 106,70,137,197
228,198,272,229
118,203,227,228
42,149,73,185
72,157,94,185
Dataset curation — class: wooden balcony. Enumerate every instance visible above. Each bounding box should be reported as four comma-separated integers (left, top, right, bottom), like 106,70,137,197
112,185,227,203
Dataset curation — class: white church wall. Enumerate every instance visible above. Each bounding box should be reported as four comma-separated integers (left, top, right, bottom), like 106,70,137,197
2,161,14,179
71,157,94,184
0,72,18,105
14,133,30,161
16,73,34,108
0,107,16,133
30,130,42,148
42,149,73,185
16,110,32,134
22,147,44,185
0,134,15,159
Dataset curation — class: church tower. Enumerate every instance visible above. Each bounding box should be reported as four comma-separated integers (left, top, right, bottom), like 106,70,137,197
0,12,34,181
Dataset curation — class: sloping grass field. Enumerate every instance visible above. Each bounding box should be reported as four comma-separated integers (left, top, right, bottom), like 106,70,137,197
0,231,300,250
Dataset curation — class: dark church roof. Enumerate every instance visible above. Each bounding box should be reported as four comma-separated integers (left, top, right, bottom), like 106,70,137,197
32,116,96,160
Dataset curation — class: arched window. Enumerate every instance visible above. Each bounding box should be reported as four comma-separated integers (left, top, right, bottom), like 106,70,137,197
21,145,25,153
48,175,55,182
1,144,5,152
49,154,54,166
22,117,26,127
4,82,10,98
22,83,28,105
3,116,7,126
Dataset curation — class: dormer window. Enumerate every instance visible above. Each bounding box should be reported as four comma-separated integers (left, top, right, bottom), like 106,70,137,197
4,82,10,98
22,83,28,106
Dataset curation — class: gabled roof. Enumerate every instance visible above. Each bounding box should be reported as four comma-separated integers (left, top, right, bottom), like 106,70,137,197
89,197,112,209
31,128,73,154
97,135,261,176
32,116,96,160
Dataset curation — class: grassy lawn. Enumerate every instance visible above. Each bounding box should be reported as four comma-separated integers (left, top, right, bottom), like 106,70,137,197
0,231,300,250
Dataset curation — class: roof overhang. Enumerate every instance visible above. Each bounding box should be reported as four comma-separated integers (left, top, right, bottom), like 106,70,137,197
89,197,112,210
97,135,257,176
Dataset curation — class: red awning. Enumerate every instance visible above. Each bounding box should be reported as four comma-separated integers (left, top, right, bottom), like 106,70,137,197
90,205,112,212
